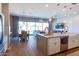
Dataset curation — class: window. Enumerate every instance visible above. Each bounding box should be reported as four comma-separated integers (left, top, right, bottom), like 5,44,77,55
18,21,27,34
18,21,48,35
27,22,36,34
36,23,43,31
43,23,49,31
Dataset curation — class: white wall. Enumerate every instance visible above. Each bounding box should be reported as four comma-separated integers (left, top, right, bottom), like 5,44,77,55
54,15,79,34
0,4,1,12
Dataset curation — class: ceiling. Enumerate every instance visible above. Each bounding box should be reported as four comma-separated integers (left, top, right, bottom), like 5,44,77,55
9,3,79,19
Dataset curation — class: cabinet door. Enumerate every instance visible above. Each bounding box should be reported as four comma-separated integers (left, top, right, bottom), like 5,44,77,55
68,36,79,49
48,38,60,55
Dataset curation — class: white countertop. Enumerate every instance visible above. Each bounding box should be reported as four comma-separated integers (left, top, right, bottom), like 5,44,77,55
37,32,79,38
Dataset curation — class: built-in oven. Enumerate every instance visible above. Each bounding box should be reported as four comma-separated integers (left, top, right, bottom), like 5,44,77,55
60,36,69,52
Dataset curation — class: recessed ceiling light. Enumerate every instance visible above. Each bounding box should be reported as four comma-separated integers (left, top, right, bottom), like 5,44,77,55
45,4,48,7
49,18,52,21
63,20,67,23
62,9,65,12
57,3,60,6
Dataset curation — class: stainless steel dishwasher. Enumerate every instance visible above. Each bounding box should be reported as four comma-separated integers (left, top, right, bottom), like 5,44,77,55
60,36,69,52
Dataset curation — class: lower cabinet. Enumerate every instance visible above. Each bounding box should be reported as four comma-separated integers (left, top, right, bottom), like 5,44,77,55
48,38,60,55
48,35,79,55
37,34,79,55
68,35,79,49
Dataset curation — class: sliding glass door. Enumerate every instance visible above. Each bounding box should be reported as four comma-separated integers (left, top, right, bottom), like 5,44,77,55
18,21,48,35
27,22,36,35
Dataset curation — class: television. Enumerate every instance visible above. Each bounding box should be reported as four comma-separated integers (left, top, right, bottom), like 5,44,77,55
55,23,65,32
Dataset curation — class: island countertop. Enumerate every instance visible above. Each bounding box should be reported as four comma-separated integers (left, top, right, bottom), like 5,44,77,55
37,32,79,55
37,32,78,38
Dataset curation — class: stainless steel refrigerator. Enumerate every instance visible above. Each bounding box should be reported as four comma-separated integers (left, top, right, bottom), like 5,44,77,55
0,14,4,54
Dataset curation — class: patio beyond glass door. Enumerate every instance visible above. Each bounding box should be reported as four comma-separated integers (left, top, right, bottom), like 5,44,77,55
18,21,48,35
27,22,36,35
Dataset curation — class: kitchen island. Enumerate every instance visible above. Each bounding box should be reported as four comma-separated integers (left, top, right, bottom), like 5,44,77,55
37,33,79,55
